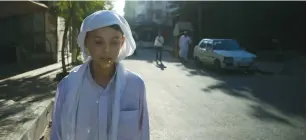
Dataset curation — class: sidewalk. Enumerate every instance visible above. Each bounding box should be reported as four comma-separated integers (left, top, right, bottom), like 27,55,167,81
0,63,66,140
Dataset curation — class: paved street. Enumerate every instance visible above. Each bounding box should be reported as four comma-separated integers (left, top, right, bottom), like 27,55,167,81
125,48,305,140
1,48,304,140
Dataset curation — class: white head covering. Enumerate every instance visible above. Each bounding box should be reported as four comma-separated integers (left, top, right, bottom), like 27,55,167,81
77,10,136,63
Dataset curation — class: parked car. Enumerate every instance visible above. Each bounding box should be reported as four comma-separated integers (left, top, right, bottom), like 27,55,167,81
193,39,257,71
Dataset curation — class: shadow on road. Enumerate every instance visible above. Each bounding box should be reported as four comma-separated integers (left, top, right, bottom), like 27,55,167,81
0,67,61,135
154,62,167,70
204,75,305,116
126,48,179,64
0,62,54,80
249,105,295,127
175,58,305,127
127,48,305,127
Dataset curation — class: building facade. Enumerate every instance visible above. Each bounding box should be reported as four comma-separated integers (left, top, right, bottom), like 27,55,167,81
124,1,179,44
124,1,179,26
0,1,71,68
177,1,306,53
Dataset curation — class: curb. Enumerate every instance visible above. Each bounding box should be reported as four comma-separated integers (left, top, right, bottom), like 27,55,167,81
2,63,72,140
15,100,54,140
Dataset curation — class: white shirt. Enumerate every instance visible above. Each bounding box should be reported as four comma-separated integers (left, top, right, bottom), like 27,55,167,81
154,36,164,47
179,35,191,50
75,64,116,140
50,63,150,140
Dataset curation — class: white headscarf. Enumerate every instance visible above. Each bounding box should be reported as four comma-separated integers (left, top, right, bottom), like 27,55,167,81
77,10,136,62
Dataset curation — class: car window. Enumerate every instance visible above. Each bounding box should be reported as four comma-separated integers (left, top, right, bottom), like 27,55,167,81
197,40,203,46
213,40,242,50
200,40,206,48
206,41,213,50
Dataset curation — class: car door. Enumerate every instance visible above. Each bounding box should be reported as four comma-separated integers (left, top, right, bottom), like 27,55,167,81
207,41,218,64
194,40,204,59
202,40,215,64
198,40,211,63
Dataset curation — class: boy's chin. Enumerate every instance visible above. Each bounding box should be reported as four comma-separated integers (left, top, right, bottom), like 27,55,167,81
99,61,113,69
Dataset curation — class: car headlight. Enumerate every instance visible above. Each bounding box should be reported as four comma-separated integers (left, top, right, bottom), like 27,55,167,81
223,57,233,63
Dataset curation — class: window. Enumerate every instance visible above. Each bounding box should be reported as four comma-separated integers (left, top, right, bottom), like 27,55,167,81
205,41,213,50
200,42,206,48
212,40,242,50
199,40,206,48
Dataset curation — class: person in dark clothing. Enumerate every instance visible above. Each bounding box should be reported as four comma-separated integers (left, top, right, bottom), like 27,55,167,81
154,31,164,63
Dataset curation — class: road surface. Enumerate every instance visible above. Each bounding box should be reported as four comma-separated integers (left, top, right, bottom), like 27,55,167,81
124,48,305,140
42,48,305,140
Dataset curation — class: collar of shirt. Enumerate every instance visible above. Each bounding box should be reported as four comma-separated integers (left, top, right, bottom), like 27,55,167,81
86,62,117,92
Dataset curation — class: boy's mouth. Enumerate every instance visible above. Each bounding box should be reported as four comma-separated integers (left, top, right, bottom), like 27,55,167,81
100,57,112,61
99,58,113,68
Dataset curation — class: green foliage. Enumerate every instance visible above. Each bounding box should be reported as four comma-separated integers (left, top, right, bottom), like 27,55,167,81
55,1,113,27
75,53,84,65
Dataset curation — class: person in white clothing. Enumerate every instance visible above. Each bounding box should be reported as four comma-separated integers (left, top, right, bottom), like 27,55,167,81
154,31,164,63
179,31,191,63
50,10,149,140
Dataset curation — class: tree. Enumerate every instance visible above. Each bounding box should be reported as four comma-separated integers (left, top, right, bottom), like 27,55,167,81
53,1,113,81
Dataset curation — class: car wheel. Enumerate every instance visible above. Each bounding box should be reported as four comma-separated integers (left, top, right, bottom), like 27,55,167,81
194,57,202,67
214,59,222,71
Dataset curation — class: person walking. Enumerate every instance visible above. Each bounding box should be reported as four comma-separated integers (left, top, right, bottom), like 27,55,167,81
50,10,149,140
154,31,164,64
179,31,192,63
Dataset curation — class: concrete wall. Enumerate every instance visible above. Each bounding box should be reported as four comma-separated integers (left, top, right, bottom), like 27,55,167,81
45,12,57,62
0,1,68,67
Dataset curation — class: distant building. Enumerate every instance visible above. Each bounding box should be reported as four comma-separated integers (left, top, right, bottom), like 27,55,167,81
124,1,179,44
124,1,179,27
176,1,305,53
0,1,72,68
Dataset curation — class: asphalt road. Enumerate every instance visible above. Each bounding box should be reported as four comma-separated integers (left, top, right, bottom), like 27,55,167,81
124,48,305,140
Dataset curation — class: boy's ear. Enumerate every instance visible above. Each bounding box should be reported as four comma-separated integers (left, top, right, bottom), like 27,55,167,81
121,36,126,48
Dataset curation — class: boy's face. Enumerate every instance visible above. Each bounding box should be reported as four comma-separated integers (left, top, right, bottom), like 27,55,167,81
85,27,125,67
